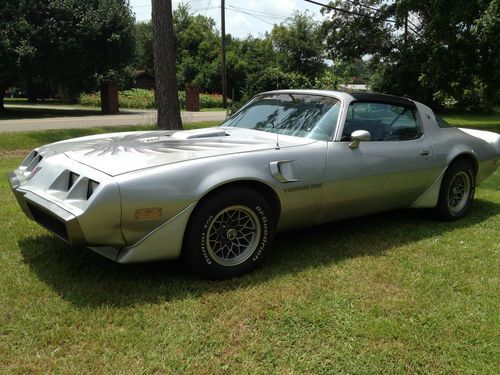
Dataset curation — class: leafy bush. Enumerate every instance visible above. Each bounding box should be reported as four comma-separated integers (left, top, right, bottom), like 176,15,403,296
79,89,229,110
119,88,156,109
79,89,155,109
79,92,101,107
200,93,226,108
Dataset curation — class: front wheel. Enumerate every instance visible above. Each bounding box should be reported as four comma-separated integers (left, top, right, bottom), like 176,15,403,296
183,187,275,279
436,160,476,221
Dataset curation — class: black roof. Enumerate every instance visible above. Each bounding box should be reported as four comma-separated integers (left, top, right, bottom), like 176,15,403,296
349,92,416,108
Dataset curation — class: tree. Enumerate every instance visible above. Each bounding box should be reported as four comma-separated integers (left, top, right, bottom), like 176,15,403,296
0,0,23,111
271,12,326,80
152,0,182,129
0,0,136,107
133,7,331,102
134,21,154,74
173,4,219,91
24,0,135,100
237,12,329,99
321,0,499,111
472,0,500,110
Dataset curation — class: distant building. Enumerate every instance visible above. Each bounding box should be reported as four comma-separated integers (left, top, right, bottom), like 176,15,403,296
340,83,368,92
4,87,26,98
339,77,369,92
134,71,155,90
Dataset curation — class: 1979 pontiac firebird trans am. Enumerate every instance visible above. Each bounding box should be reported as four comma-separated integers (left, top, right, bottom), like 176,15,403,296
9,90,500,278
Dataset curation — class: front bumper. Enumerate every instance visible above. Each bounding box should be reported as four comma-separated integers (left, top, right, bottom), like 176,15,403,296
8,151,124,248
9,147,198,264
10,170,195,264
10,172,86,246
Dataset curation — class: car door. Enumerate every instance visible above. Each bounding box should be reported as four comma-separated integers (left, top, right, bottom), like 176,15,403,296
319,101,438,221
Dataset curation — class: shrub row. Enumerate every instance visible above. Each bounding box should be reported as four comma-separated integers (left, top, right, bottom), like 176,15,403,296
79,89,229,109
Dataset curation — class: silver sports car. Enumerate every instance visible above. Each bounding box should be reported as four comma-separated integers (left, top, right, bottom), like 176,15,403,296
9,90,500,278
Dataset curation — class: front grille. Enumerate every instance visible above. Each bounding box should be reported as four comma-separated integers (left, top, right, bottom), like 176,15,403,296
27,202,69,241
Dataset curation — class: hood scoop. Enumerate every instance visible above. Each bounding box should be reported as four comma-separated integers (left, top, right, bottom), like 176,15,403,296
171,128,227,140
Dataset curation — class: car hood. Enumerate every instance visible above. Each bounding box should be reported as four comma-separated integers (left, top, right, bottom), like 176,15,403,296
40,127,315,176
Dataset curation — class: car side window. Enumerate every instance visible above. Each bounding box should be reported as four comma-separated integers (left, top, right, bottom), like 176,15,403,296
342,102,422,141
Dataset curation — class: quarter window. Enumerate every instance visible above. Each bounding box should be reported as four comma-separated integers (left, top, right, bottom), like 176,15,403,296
342,102,422,141
435,115,452,128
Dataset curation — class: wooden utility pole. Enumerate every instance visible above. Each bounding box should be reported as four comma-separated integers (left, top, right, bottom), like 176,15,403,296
404,11,408,46
221,0,228,108
152,0,182,129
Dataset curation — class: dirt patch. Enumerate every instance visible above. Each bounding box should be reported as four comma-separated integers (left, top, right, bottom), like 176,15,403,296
0,149,30,159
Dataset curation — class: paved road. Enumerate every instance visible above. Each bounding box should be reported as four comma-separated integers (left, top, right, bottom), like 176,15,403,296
0,105,226,132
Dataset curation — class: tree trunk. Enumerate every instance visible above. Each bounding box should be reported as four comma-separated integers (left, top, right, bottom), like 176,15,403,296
152,0,182,130
0,87,6,113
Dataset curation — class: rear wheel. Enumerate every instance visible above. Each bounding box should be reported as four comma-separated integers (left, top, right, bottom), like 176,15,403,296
436,160,475,220
183,187,275,279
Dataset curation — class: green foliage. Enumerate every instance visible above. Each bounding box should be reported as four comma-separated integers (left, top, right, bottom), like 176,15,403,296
134,21,154,74
0,0,24,109
312,69,345,90
472,0,500,110
173,4,220,91
132,6,334,102
80,89,155,109
0,0,135,103
321,0,499,111
321,1,394,61
199,93,228,109
271,11,326,79
79,89,229,110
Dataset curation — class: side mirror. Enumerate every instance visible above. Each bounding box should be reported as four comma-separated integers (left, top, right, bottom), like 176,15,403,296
349,130,371,149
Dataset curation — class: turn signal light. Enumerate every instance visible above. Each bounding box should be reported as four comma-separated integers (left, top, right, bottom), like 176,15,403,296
135,208,162,220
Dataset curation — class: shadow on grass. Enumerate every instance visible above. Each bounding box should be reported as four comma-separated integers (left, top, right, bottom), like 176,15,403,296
19,199,500,308
0,107,147,120
0,107,102,120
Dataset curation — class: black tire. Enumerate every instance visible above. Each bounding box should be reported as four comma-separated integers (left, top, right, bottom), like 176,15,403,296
435,159,476,221
183,187,275,279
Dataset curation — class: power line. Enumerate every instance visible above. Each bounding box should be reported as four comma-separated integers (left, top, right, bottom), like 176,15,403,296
204,0,212,16
304,0,420,35
226,6,276,26
226,2,287,20
304,0,395,22
228,7,286,21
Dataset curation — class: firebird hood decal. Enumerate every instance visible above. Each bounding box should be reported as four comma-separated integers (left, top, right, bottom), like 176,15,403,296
61,127,314,176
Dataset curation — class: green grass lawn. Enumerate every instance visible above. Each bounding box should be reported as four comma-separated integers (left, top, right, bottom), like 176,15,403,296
0,115,499,373
441,113,500,131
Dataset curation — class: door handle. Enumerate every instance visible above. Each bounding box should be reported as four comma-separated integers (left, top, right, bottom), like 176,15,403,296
420,150,431,156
